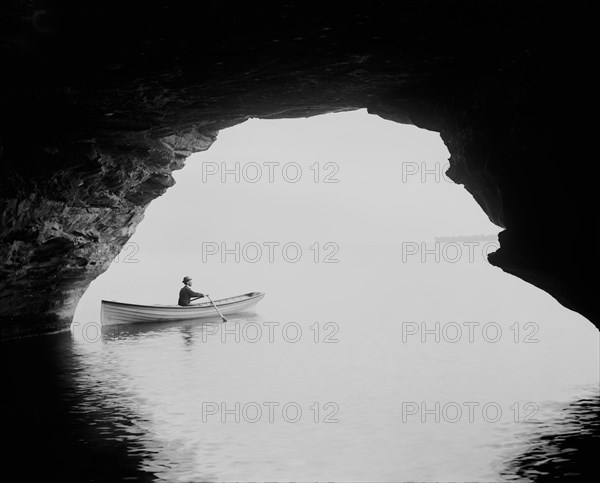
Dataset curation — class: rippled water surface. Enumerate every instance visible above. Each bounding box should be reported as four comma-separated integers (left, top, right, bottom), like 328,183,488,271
3,248,599,481
502,396,600,481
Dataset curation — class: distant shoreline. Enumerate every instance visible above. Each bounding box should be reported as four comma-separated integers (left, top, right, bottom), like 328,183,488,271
434,234,498,242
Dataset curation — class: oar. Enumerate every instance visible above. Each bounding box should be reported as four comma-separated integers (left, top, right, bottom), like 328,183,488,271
205,294,228,323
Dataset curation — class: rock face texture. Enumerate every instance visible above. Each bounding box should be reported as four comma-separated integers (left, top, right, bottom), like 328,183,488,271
0,1,596,337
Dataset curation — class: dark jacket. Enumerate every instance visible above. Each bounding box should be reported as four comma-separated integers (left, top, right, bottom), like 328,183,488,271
178,285,204,306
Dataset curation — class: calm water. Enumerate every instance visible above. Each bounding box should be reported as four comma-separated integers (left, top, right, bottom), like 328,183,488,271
4,247,599,481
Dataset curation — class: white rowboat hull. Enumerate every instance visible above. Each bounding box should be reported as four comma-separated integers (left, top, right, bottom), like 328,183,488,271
101,292,265,326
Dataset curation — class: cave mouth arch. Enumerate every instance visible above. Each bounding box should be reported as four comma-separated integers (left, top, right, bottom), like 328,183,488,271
65,111,600,481
75,109,501,321
0,95,597,339
71,110,596,347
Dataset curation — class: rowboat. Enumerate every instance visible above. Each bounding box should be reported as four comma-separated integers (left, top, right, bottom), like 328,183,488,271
101,292,265,326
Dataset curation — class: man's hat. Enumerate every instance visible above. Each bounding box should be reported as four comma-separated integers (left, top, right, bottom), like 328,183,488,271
182,276,192,283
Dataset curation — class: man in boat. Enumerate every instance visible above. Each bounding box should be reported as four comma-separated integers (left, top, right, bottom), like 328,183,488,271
178,276,205,306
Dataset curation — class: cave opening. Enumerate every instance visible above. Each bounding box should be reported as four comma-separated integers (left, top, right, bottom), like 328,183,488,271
72,108,598,361
74,109,499,320
64,109,599,480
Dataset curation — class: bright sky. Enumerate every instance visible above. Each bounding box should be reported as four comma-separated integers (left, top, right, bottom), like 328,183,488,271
134,109,497,249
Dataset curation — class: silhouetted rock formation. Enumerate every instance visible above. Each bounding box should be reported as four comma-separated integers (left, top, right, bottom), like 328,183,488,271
0,1,596,337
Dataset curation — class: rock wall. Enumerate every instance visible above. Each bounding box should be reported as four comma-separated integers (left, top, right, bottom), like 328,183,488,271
0,1,596,337
0,130,217,337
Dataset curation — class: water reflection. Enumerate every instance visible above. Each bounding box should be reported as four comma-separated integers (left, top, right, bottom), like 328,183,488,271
0,332,154,481
502,392,600,481
180,325,195,348
2,317,598,481
71,316,251,481
99,315,228,342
